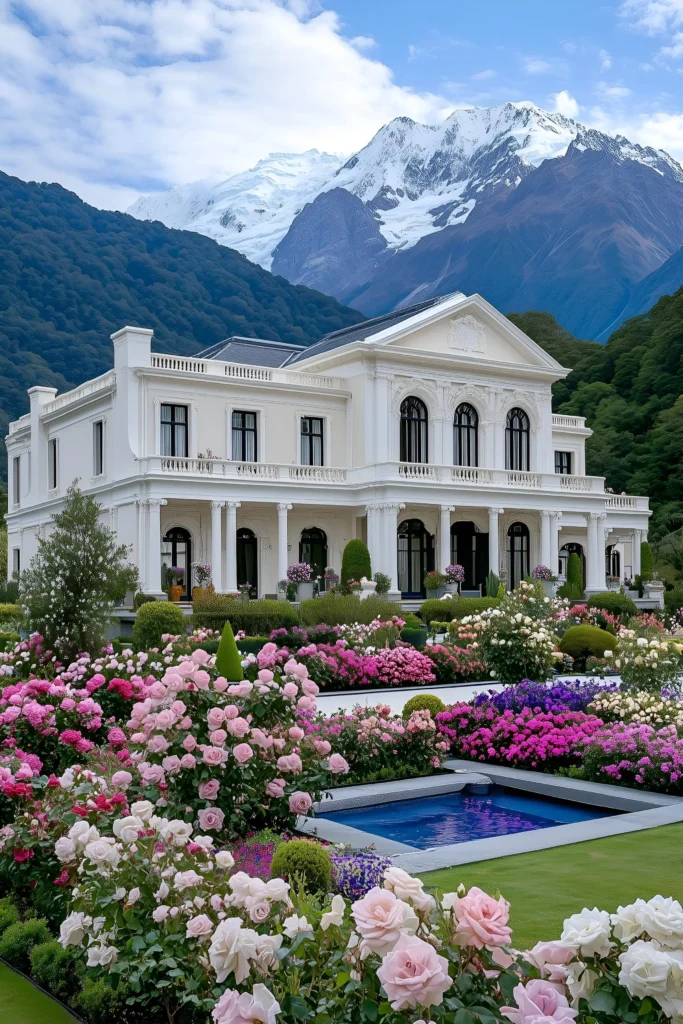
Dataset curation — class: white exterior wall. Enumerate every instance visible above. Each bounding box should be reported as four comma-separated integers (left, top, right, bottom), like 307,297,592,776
4,293,651,597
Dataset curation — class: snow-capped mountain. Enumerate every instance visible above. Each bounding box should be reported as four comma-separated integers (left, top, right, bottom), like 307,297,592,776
127,150,343,269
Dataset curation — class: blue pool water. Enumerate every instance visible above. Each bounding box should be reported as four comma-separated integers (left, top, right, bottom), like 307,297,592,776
321,786,614,849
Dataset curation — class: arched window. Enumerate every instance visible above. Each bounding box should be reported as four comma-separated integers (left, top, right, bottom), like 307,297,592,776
505,408,530,471
299,527,328,585
237,528,258,598
507,521,530,589
453,403,478,467
400,396,428,464
161,526,192,600
397,519,434,597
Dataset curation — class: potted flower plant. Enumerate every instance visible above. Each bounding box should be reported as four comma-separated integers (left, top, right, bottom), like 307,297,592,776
191,561,212,601
323,566,339,593
238,582,251,602
532,563,558,598
287,562,313,601
444,563,465,594
167,566,184,602
424,569,447,597
607,574,621,592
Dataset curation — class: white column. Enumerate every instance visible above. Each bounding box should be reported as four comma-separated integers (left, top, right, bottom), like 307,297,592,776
488,507,503,579
375,377,390,464
380,502,405,597
277,503,292,584
146,498,167,596
136,499,147,590
540,511,552,568
224,501,241,592
632,529,642,576
365,504,380,576
550,512,563,577
440,505,455,570
211,501,224,592
586,512,606,592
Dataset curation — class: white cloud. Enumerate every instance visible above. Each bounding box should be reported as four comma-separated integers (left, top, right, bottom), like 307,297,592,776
471,69,496,80
0,0,451,210
550,90,579,118
523,57,552,74
620,0,683,34
599,48,612,70
585,104,683,160
350,35,376,51
596,82,632,98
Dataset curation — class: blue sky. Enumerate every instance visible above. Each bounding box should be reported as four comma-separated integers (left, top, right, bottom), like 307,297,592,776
1,0,682,210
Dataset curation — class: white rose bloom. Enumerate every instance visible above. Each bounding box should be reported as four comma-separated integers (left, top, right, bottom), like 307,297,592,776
155,881,170,901
59,912,90,948
84,837,121,872
130,800,155,822
208,918,259,984
54,837,76,863
254,933,283,972
561,908,614,958
618,940,671,999
639,896,683,949
215,850,235,870
611,900,648,943
263,878,290,904
193,836,214,850
112,816,144,844
283,914,312,938
160,820,193,846
58,768,75,790
320,895,346,931
86,944,118,968
68,821,99,850
173,869,204,891
127,888,141,905
383,866,435,911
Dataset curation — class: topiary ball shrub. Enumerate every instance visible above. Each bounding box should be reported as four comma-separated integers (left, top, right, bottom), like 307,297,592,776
271,839,332,894
132,600,186,650
340,539,371,592
215,620,244,681
420,598,458,624
133,592,157,611
587,592,639,619
399,626,428,650
559,625,618,666
402,694,446,719
0,918,52,971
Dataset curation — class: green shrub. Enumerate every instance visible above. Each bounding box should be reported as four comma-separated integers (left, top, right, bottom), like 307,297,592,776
373,572,391,596
665,583,683,614
485,571,500,598
215,621,244,681
0,631,20,652
399,626,428,649
559,625,618,662
299,593,402,626
420,597,458,624
132,600,187,650
237,637,269,655
193,595,298,634
0,603,22,623
402,613,422,628
0,896,18,934
402,694,446,719
0,918,51,971
558,552,584,599
641,541,654,582
455,597,500,616
30,939,80,1001
271,839,332,894
340,539,371,592
133,592,157,611
588,592,639,618
74,978,127,1024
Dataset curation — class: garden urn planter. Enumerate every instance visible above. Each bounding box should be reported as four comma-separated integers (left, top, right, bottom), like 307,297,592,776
443,582,458,595
358,577,377,601
168,585,183,603
296,581,314,601
541,579,557,599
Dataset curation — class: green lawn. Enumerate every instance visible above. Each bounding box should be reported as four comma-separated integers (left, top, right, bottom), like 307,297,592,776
0,963,75,1024
420,824,683,949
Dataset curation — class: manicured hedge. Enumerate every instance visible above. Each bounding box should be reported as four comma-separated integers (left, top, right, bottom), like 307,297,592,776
419,597,500,625
237,637,270,655
0,603,22,623
299,593,402,626
193,597,298,635
559,625,618,661
588,592,639,618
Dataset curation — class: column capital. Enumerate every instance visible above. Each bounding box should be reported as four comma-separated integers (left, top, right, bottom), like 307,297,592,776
210,500,225,510
365,503,380,514
379,502,405,514
277,503,293,513
540,509,552,519
440,504,456,513
589,511,607,523
135,499,148,508
225,501,242,510
488,506,504,516
148,498,167,507
551,511,563,520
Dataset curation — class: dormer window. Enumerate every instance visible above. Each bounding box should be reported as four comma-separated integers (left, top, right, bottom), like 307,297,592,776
400,396,428,464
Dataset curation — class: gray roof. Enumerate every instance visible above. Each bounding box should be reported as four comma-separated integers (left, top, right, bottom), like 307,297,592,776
195,336,307,368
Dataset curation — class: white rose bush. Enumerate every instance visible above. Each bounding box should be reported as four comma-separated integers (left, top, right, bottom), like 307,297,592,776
614,632,683,694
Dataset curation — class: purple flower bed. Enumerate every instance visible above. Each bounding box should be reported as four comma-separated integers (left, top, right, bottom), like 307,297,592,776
331,852,392,899
472,679,619,714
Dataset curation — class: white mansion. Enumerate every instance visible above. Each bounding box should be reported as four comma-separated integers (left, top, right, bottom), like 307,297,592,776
5,292,650,602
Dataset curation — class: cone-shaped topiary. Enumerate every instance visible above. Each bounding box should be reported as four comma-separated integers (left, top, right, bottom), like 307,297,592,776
340,538,371,592
641,541,654,582
215,620,244,681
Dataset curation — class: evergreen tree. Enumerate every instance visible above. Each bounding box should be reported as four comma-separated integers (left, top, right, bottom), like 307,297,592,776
340,539,371,593
20,483,137,657
641,541,654,582
215,620,244,681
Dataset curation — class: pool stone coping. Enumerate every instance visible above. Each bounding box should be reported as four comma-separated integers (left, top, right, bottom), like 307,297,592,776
298,762,683,870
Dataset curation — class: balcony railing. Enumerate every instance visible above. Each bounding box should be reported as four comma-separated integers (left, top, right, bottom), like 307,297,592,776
149,353,340,391
143,457,347,483
552,414,587,429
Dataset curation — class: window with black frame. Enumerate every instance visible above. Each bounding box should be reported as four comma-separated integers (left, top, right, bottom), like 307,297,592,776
301,417,324,466
505,407,530,471
453,403,478,467
507,521,530,588
232,410,257,462
400,396,428,463
160,404,188,458
554,450,572,475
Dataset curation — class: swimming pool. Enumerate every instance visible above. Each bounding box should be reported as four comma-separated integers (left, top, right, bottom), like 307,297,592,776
320,785,615,850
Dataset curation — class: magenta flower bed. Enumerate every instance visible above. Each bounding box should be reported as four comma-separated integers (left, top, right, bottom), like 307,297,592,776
255,640,435,690
582,721,683,794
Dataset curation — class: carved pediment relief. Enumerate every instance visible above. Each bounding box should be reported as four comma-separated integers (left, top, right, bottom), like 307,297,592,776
447,315,486,354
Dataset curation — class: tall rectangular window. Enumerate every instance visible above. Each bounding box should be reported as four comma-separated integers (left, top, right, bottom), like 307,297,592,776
12,549,20,576
93,420,104,476
231,410,257,462
301,417,324,466
48,438,58,490
160,404,188,457
12,456,20,506
554,450,572,475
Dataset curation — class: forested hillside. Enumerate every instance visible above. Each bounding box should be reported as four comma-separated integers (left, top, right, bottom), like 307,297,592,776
0,170,363,444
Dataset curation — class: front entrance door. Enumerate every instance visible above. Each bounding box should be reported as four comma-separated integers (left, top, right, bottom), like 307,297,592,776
161,527,192,600
450,521,489,591
299,527,328,588
236,528,258,598
398,519,434,598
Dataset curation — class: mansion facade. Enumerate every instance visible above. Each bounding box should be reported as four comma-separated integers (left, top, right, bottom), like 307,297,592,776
5,292,650,601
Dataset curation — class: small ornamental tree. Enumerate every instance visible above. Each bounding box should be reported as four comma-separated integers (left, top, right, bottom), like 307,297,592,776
641,540,654,582
215,619,244,680
20,483,138,657
340,539,371,593
558,551,584,599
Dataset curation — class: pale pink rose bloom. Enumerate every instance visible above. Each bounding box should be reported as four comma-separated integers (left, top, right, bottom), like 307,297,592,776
292,663,308,680
171,700,187,716
502,979,578,1024
112,770,132,788
233,743,254,764
288,791,312,814
178,662,196,677
210,729,228,746
246,899,272,923
186,913,213,938
226,717,250,738
182,734,197,752
162,755,181,774
203,746,228,766
257,669,274,683
377,933,451,1011
162,673,183,690
282,682,298,698
283,659,299,675
297,695,315,711
207,707,226,729
198,807,225,831
152,905,170,923
223,705,239,720
149,681,167,698
525,940,577,982
198,780,220,800
454,886,512,951
352,887,418,954
213,677,228,692
147,735,170,753
328,753,350,774
155,709,175,730
140,763,165,784
130,731,146,744
228,681,253,697
313,739,332,756
193,669,211,689
180,753,197,769
265,778,286,798
288,726,305,741
272,738,286,751
277,753,302,774
211,984,280,1024
301,680,319,697
179,716,193,729
191,648,211,666
249,728,273,749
